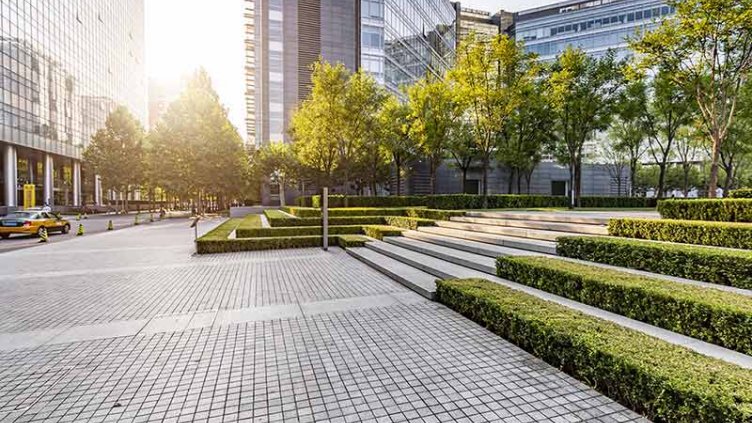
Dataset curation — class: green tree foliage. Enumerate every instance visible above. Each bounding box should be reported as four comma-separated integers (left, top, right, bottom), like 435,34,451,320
450,33,538,205
147,69,249,211
377,97,416,196
633,0,752,197
643,70,695,198
250,143,298,206
84,106,144,211
720,81,752,192
549,47,624,206
406,75,461,194
609,78,648,196
446,120,478,193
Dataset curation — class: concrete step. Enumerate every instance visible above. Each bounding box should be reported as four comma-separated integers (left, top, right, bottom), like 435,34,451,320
450,216,608,235
435,220,572,243
346,247,437,300
403,230,542,258
353,241,752,369
465,211,610,225
417,226,557,255
383,236,498,274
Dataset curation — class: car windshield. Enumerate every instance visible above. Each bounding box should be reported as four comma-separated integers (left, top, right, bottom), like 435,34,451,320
4,212,36,219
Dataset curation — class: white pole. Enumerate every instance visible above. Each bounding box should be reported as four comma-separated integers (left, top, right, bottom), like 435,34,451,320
322,187,328,251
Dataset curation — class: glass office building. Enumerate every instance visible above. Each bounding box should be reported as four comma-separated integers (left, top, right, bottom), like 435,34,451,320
360,0,456,94
515,0,673,61
0,1,146,211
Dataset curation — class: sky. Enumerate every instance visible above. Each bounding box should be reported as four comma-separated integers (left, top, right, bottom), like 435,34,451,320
145,0,559,141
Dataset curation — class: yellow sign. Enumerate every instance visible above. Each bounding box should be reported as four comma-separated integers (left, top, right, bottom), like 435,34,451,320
23,184,35,209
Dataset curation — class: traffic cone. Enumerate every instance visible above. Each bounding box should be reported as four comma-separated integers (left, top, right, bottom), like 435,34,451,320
134,215,140,226
83,213,88,220
38,227,48,243
76,213,81,221
107,220,114,231
76,223,84,236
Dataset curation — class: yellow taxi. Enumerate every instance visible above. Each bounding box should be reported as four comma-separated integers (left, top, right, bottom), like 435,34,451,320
0,210,71,239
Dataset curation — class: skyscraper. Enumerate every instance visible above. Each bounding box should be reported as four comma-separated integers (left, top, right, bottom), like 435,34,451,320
0,0,146,212
515,0,674,61
244,0,457,147
456,7,514,42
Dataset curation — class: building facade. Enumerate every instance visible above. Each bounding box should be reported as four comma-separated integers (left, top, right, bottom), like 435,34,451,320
515,0,673,61
456,7,513,42
244,0,457,146
0,0,146,213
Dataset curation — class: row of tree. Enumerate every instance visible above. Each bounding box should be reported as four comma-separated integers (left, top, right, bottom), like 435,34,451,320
254,0,752,204
84,70,250,212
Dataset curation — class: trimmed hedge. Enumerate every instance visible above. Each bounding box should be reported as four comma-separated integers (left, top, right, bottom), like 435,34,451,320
658,199,752,222
236,225,363,238
382,216,435,230
267,216,385,227
730,188,752,198
197,235,338,254
557,236,752,289
297,194,657,210
436,278,752,422
336,235,370,248
496,256,752,355
362,225,404,240
608,218,752,249
262,209,292,220
405,208,465,220
282,207,413,218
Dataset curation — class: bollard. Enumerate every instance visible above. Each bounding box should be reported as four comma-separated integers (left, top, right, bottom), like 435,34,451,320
76,223,84,236
76,213,81,221
38,227,48,243
134,215,140,226
322,187,328,251
107,220,114,231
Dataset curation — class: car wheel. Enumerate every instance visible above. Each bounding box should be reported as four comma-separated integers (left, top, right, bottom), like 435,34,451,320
37,226,46,237
0,234,9,240
62,224,70,234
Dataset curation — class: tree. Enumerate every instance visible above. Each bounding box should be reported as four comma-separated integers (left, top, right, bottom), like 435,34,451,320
602,136,630,196
450,33,538,206
549,47,624,207
719,81,752,192
447,120,478,193
643,70,694,198
377,96,416,196
609,78,648,196
250,143,298,206
675,126,703,197
84,106,144,212
407,75,460,194
633,0,752,197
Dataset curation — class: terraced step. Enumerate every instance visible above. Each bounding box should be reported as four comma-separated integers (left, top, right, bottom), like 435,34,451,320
451,216,608,235
383,236,498,274
353,240,752,369
403,230,541,258
465,211,611,225
346,247,437,300
435,220,571,242
417,226,557,255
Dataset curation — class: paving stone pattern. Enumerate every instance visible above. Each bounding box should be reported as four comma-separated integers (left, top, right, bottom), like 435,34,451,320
0,219,648,422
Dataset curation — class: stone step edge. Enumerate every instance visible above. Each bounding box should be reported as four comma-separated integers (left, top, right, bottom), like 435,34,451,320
418,226,557,254
346,247,436,300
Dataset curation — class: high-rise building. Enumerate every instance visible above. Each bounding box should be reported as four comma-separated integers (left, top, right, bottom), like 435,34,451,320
244,0,457,146
456,7,513,42
515,0,674,61
0,1,146,212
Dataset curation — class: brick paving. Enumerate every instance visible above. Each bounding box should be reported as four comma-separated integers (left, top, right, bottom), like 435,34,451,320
0,219,648,422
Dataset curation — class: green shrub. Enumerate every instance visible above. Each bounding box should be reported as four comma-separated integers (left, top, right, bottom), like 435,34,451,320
658,199,752,222
236,225,363,238
436,278,752,422
262,209,292,220
310,195,427,208
405,208,464,220
608,218,752,249
362,225,403,240
336,235,370,248
496,256,752,354
557,236,752,289
730,188,752,198
281,207,413,218
199,218,242,241
197,235,337,254
267,216,386,227
382,216,435,230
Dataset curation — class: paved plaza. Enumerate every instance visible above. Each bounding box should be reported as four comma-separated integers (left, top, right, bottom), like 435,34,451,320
0,219,647,422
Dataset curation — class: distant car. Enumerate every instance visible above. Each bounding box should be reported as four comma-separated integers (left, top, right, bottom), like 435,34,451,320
0,211,70,239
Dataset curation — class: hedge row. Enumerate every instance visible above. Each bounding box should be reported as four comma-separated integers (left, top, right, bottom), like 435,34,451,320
196,234,368,254
262,209,292,220
362,225,404,240
382,216,436,230
281,207,413,218
496,256,752,355
236,225,363,238
557,236,752,289
404,208,465,220
267,216,385,227
730,188,752,198
436,278,752,422
608,218,752,249
658,199,752,222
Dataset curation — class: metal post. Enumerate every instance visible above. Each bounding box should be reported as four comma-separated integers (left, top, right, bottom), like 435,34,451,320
322,187,328,251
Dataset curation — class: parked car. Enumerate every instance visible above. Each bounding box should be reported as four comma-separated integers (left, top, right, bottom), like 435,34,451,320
0,211,70,239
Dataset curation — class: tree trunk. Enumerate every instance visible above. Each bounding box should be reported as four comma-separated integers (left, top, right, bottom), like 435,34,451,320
279,181,286,207
516,170,522,195
430,157,437,195
461,168,468,193
507,168,514,194
657,162,667,199
574,161,582,208
723,165,734,194
708,133,721,198
481,156,489,209
682,166,690,197
395,156,402,196
629,159,638,197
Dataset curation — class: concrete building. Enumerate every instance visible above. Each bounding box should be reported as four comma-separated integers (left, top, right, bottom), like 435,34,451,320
244,0,457,146
514,0,674,61
0,1,146,214
456,6,513,42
